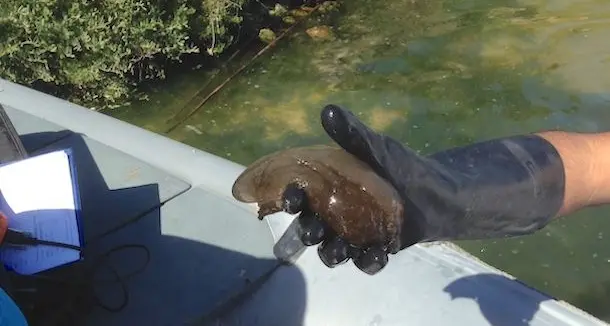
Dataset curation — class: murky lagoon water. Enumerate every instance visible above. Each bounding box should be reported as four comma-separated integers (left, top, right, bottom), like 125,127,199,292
108,0,610,320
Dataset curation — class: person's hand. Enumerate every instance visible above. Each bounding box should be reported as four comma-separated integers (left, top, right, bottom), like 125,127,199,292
286,104,566,275
0,212,8,245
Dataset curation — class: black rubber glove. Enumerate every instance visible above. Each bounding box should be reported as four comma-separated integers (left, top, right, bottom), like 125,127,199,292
290,104,566,275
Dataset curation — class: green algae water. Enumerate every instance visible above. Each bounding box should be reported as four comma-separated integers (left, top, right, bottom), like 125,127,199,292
107,0,610,321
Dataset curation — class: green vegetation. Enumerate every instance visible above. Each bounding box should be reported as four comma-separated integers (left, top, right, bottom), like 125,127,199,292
0,0,325,110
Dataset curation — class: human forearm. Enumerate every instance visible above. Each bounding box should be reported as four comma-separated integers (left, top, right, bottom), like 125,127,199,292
537,131,610,216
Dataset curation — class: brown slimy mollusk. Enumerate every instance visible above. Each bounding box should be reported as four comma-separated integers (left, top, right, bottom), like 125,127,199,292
232,145,405,251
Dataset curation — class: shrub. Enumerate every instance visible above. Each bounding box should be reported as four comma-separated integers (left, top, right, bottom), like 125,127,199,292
0,0,248,109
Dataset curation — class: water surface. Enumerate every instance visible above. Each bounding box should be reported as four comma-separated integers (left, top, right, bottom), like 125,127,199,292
109,0,610,320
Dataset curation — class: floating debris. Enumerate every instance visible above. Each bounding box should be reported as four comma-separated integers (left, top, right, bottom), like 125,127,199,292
306,25,334,41
258,28,277,44
184,125,203,135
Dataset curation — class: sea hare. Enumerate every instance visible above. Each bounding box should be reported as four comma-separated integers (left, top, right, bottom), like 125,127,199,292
232,145,405,250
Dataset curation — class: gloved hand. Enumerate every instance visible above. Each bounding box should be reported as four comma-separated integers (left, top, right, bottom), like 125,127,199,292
289,104,566,275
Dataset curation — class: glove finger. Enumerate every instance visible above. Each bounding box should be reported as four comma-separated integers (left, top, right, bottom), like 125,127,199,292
281,183,308,215
320,104,421,184
320,104,382,173
296,209,327,246
353,246,389,275
317,236,351,267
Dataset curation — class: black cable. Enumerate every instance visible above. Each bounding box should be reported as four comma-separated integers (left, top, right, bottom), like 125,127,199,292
4,229,151,326
4,229,82,251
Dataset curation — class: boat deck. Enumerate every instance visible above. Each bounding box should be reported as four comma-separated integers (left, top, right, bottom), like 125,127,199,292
0,79,605,326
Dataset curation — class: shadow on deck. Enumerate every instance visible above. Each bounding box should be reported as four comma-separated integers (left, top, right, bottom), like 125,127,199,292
4,131,307,326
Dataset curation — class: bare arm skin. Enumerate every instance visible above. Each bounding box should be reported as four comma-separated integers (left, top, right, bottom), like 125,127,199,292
538,131,610,216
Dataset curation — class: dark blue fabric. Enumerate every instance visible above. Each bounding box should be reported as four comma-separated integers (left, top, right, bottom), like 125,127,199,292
0,288,27,326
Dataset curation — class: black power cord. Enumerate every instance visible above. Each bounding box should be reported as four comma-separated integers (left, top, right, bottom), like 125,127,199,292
4,229,82,250
3,229,150,326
